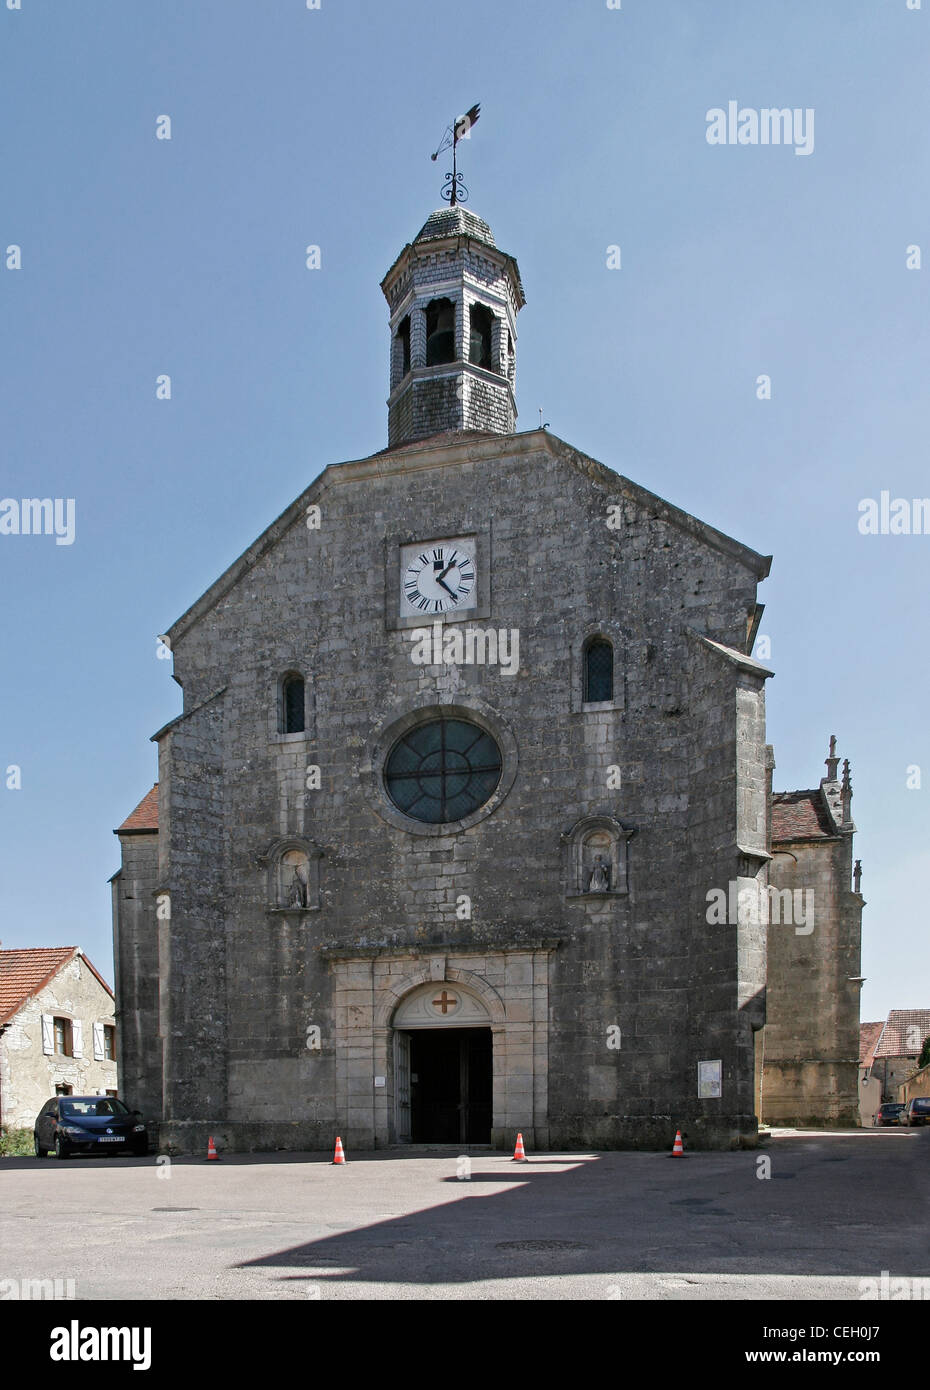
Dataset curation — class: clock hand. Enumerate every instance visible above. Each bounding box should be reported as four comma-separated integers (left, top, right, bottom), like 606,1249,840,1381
437,561,455,581
436,577,456,597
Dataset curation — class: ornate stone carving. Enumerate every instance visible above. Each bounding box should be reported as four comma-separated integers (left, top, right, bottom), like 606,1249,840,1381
257,838,323,913
562,815,634,900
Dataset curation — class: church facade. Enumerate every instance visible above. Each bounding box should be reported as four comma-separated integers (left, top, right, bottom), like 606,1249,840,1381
111,205,862,1152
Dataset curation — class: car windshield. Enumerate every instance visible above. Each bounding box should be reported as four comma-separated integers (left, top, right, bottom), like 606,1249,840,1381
60,1099,130,1118
912,1100,930,1111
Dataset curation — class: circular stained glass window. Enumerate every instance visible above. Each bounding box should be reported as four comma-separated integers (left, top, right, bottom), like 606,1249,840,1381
384,718,503,825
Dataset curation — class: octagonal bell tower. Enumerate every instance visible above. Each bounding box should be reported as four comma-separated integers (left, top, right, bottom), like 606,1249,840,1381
380,206,525,447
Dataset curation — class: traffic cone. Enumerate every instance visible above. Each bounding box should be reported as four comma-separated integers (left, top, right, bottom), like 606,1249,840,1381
512,1132,528,1162
671,1129,684,1157
332,1136,346,1165
206,1135,219,1161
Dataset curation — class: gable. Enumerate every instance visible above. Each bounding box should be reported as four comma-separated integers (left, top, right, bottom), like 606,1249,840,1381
0,948,114,1025
164,428,771,650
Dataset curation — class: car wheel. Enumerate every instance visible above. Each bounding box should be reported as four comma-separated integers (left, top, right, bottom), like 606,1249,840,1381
34,1133,45,1158
54,1135,69,1161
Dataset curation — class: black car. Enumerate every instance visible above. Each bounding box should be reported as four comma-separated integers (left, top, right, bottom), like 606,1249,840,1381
902,1098,930,1127
34,1096,149,1158
875,1102,905,1127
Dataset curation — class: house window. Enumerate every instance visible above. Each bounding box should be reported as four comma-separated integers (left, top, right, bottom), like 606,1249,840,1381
584,638,614,703
426,298,455,366
53,1017,72,1057
103,1026,116,1061
55,1083,73,1096
281,674,305,734
469,303,493,370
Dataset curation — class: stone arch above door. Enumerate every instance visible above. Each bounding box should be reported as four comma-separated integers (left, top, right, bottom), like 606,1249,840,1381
393,980,491,1029
375,963,506,1029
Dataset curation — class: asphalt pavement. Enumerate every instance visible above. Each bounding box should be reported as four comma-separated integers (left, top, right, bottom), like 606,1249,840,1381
1,1128,927,1300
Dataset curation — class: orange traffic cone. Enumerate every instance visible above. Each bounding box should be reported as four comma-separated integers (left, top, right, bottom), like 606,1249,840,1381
512,1132,528,1162
206,1135,219,1161
671,1129,684,1157
332,1136,346,1165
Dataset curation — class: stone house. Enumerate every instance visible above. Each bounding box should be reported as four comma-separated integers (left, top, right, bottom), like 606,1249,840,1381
0,947,118,1129
898,1062,930,1104
858,1020,884,1125
869,1009,930,1102
111,202,863,1152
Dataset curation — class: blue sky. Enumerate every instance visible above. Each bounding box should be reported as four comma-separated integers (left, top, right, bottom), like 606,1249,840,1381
1,0,927,1021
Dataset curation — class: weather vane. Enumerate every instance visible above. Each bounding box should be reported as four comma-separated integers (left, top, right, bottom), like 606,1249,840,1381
430,103,480,207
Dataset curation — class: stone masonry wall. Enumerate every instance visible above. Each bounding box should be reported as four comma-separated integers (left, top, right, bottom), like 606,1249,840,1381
111,832,162,1121
763,835,862,1125
153,434,768,1151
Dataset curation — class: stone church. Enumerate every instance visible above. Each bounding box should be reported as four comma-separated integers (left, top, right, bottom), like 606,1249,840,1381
111,203,864,1151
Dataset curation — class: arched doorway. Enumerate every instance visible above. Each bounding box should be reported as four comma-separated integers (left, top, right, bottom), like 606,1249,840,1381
392,982,492,1144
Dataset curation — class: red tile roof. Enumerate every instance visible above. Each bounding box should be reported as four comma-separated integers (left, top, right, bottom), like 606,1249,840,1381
116,784,159,834
771,789,835,842
874,1010,930,1059
859,1021,884,1068
0,947,112,1025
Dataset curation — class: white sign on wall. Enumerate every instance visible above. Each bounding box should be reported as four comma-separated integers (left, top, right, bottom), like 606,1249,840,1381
698,1059,722,1098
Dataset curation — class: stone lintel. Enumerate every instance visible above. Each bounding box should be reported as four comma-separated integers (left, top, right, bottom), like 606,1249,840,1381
321,940,561,961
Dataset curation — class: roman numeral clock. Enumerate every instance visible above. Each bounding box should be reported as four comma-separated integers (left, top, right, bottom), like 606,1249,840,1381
399,537,478,617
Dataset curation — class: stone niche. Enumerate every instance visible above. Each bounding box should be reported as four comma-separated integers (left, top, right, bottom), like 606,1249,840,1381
257,838,323,913
562,815,634,901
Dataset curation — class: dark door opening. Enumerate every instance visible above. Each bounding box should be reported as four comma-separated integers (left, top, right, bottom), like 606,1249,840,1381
409,1028,491,1144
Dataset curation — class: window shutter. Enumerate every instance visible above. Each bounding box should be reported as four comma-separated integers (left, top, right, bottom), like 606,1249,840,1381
72,1019,83,1058
41,1014,54,1055
92,1022,105,1061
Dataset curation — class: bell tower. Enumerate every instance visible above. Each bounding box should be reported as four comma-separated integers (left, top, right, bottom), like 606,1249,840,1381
380,206,525,448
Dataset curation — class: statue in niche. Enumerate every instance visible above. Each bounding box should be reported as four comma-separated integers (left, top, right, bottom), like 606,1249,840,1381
280,849,310,909
587,854,610,893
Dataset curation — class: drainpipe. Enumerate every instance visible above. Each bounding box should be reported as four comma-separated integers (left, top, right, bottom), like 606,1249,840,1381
0,1023,8,1130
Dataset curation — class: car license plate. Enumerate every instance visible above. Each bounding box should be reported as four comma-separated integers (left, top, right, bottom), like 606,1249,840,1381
98,1136,125,1143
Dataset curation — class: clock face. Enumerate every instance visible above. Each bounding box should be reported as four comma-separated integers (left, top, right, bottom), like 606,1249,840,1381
400,540,477,616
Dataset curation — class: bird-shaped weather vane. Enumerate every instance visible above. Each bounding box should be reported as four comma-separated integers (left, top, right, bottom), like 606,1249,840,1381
430,103,480,207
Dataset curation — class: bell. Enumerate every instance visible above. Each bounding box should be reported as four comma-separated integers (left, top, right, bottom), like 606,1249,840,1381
426,301,455,366
469,328,491,369
426,329,455,366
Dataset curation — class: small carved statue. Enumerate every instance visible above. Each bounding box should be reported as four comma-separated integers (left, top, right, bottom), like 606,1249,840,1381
587,855,610,893
288,865,308,909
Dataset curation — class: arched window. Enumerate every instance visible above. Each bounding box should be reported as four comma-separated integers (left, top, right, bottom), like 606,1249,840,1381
468,303,493,370
397,315,410,377
426,298,455,366
281,674,305,734
584,639,613,703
